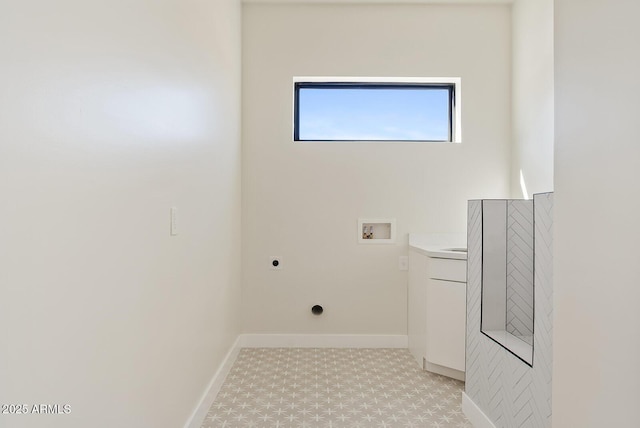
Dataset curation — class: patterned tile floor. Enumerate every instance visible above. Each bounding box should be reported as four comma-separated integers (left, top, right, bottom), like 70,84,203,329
202,348,471,427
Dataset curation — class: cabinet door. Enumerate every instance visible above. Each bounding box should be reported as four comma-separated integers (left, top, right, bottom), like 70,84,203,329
426,278,466,371
408,250,428,368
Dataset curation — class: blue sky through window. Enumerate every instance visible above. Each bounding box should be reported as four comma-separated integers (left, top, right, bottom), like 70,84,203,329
297,86,451,141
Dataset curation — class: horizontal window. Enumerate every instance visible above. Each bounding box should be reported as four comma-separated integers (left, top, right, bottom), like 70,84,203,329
293,78,461,142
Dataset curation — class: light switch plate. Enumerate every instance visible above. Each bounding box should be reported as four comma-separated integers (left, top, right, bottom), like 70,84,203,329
170,207,177,236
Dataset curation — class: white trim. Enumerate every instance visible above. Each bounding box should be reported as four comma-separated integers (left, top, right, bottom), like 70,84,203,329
183,336,242,428
424,360,465,382
239,334,408,348
462,392,498,428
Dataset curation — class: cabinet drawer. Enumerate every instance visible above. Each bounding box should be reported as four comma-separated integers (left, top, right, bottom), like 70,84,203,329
428,258,466,282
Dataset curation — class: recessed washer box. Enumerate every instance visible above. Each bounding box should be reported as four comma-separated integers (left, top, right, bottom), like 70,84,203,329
358,218,396,244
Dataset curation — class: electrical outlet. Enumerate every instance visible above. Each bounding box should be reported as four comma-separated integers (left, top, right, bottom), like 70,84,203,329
170,207,177,236
399,255,409,271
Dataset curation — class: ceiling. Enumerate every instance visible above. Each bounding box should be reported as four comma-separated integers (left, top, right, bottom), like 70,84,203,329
242,0,514,4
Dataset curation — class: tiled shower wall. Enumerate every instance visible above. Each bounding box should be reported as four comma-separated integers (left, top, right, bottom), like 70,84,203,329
466,193,553,427
506,200,535,340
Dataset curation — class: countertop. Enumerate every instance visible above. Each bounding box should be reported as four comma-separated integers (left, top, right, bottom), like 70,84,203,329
409,233,467,260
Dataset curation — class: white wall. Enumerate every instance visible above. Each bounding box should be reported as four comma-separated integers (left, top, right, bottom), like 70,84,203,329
511,0,554,198
553,0,640,426
241,3,511,335
0,1,241,427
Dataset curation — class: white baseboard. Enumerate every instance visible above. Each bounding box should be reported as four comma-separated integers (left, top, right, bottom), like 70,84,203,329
238,334,408,348
424,360,465,382
184,336,241,428
462,392,497,428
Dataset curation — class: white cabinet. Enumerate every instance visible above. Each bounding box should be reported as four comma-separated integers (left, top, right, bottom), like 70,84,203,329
428,258,466,283
426,276,466,372
408,250,428,368
408,241,467,381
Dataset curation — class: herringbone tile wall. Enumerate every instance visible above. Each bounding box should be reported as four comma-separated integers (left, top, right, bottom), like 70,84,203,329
506,200,534,342
466,194,553,428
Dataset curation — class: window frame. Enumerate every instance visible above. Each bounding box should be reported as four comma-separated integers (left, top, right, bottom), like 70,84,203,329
292,76,462,143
